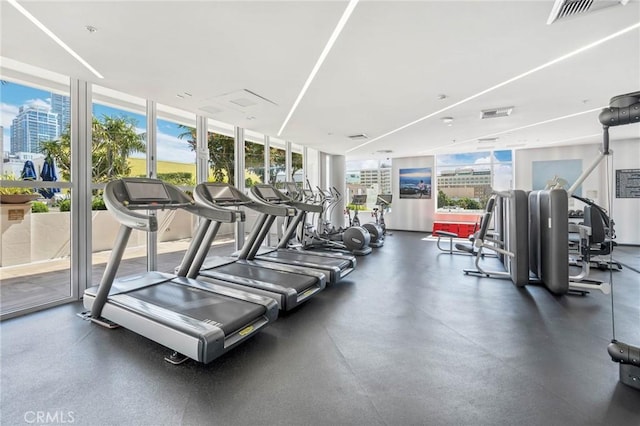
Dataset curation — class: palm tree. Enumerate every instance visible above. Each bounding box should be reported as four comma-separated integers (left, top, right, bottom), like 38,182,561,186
40,115,145,182
178,124,235,182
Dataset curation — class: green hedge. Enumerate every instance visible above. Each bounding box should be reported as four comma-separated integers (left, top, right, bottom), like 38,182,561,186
31,201,49,213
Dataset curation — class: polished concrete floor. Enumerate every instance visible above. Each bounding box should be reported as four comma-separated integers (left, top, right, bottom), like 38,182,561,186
1,231,639,425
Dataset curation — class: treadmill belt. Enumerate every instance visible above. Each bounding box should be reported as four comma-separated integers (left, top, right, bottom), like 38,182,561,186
129,281,265,335
260,251,350,269
212,263,318,293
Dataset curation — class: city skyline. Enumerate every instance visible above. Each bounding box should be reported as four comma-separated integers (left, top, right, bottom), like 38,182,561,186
2,82,196,164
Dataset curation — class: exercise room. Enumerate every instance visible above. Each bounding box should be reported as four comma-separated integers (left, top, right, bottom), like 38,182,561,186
1,1,639,425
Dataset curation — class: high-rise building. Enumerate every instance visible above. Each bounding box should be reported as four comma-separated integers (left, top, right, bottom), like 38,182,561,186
358,168,392,194
437,168,492,198
51,93,70,133
10,104,59,154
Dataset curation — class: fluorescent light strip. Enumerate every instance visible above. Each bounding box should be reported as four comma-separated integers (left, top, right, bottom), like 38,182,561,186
537,133,601,147
423,106,604,153
346,21,640,154
8,0,104,79
278,0,359,136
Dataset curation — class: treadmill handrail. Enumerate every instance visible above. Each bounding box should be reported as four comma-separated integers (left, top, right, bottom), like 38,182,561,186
104,180,239,231
196,182,296,218
252,184,323,214
104,181,159,232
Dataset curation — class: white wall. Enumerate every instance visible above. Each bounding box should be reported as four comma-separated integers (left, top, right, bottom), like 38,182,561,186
515,139,640,244
389,156,435,232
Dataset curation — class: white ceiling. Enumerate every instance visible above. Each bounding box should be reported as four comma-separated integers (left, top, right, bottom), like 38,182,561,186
1,0,639,160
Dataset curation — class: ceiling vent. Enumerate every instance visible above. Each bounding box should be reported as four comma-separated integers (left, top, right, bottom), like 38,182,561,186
481,106,513,119
547,0,629,24
199,105,223,115
348,133,368,141
478,137,499,143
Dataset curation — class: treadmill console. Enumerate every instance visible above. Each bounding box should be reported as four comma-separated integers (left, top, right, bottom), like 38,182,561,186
352,194,367,205
377,194,392,205
255,186,283,203
284,182,299,198
205,184,243,203
122,178,171,204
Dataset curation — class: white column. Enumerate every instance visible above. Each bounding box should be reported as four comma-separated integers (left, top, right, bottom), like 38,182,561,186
146,100,157,271
234,126,245,250
329,154,346,228
70,79,92,292
263,135,270,184
196,116,209,184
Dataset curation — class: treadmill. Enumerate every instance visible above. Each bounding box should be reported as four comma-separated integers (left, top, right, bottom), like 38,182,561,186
246,184,357,284
82,178,278,365
177,182,326,311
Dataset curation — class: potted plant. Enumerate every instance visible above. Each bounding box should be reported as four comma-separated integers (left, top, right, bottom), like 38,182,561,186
0,173,40,204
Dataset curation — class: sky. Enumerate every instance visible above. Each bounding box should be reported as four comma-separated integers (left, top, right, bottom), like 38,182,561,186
1,81,196,164
2,81,512,184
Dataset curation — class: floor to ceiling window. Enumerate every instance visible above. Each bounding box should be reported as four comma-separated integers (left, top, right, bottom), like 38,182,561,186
435,150,513,211
269,137,286,188
245,130,265,188
90,85,147,281
291,142,304,188
345,158,392,211
154,104,198,269
0,74,73,318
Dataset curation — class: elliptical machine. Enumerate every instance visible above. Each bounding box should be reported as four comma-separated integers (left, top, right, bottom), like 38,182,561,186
288,182,371,256
345,192,384,248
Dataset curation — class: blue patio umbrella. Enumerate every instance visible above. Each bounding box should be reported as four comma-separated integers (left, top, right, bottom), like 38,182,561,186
39,155,60,199
20,160,37,180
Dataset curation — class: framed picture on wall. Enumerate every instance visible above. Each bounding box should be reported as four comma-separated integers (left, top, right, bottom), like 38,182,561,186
399,167,432,199
532,159,583,196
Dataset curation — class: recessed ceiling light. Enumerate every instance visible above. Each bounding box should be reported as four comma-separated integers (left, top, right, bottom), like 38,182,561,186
346,21,640,154
423,106,603,153
85,25,97,33
441,117,454,126
437,94,448,100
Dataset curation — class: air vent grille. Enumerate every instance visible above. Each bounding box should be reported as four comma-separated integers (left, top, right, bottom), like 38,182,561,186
348,133,368,140
481,107,513,119
547,0,629,24
478,137,499,143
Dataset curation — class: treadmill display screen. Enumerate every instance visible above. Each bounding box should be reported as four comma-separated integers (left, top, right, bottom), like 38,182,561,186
378,194,392,204
258,186,280,201
123,180,171,202
285,182,298,195
206,185,240,202
352,194,367,204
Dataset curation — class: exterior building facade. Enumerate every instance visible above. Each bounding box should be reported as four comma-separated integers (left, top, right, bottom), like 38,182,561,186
10,105,59,154
50,93,71,133
436,168,492,198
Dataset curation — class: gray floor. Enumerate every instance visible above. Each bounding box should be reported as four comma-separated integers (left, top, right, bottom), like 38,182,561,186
1,231,639,425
